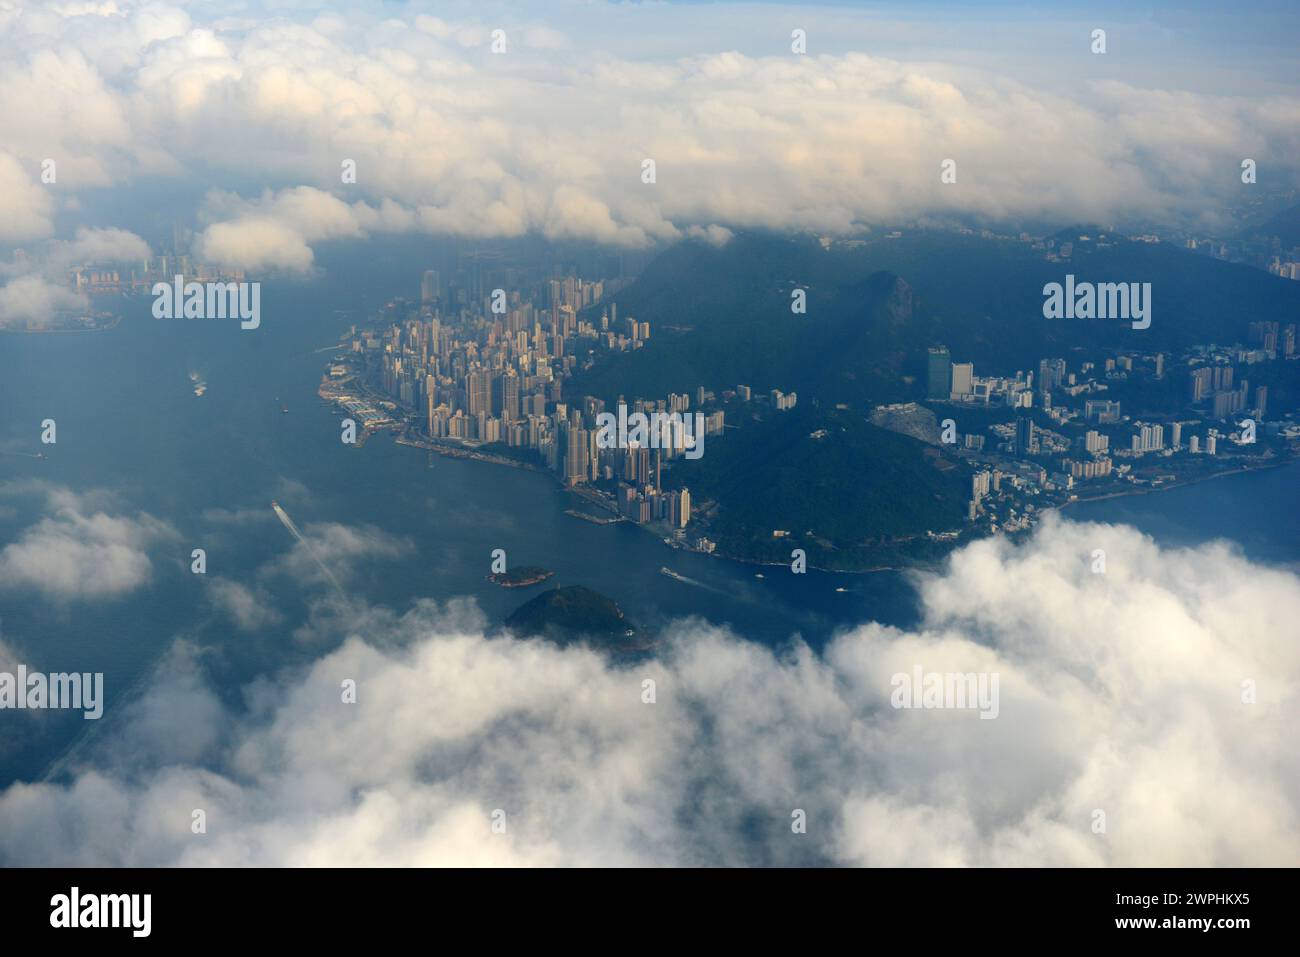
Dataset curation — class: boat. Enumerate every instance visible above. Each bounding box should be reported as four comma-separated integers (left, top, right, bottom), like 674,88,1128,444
659,567,689,583
755,573,765,579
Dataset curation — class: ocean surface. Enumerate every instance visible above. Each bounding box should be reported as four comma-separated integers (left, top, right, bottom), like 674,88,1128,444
1,258,1297,785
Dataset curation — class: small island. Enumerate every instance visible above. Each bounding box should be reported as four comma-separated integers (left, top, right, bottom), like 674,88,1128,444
487,565,554,588
505,585,644,652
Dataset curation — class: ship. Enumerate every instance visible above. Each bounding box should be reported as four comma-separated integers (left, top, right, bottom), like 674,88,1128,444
659,567,689,583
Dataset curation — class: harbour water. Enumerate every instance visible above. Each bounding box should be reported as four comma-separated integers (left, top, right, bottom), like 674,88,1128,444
1,255,1297,785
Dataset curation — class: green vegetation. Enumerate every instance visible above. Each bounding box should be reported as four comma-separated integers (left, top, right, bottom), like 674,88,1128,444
664,405,971,569
487,565,554,587
505,585,641,648
571,234,921,407
566,229,1300,569
574,231,1300,399
1241,203,1300,247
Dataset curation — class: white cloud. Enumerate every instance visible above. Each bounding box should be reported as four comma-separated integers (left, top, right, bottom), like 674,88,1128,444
191,187,414,273
0,275,89,328
206,578,282,631
0,488,177,599
0,151,54,243
1,516,1295,866
194,215,315,273
686,224,734,247
47,226,150,270
0,3,1294,269
277,521,414,588
0,225,150,325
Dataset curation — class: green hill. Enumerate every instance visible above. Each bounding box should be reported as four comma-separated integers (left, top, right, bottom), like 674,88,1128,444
505,586,641,649
1240,203,1300,248
567,228,1300,570
665,405,971,569
573,230,1300,398
571,234,920,407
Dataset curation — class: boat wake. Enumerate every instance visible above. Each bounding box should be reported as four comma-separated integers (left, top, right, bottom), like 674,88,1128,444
271,500,348,600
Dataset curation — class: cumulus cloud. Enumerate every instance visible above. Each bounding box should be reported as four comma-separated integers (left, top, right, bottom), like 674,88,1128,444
194,215,315,273
0,487,177,599
278,521,414,588
686,224,734,247
0,225,149,326
0,150,54,242
0,2,1295,269
46,226,150,270
192,187,413,273
2,516,1295,866
206,578,282,631
0,275,88,328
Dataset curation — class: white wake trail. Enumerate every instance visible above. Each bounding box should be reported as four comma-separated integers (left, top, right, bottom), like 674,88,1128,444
272,502,348,599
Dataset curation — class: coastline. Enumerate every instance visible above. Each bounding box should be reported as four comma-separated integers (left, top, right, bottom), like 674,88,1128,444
391,426,1296,575
394,433,550,474
3,314,123,335
355,372,1296,577
1057,456,1295,511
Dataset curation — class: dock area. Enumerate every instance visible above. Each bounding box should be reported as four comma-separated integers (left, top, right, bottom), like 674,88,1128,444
565,509,625,525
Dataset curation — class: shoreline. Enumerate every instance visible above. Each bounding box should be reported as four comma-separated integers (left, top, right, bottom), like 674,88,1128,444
394,433,550,474
1058,457,1295,511
361,380,1295,577
3,314,122,335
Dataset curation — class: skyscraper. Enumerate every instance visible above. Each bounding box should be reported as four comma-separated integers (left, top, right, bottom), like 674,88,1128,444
667,487,691,528
563,425,588,486
466,369,491,417
1037,358,1066,391
1015,416,1035,456
950,362,973,399
1189,367,1212,402
1131,423,1164,453
496,371,520,421
927,346,951,399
